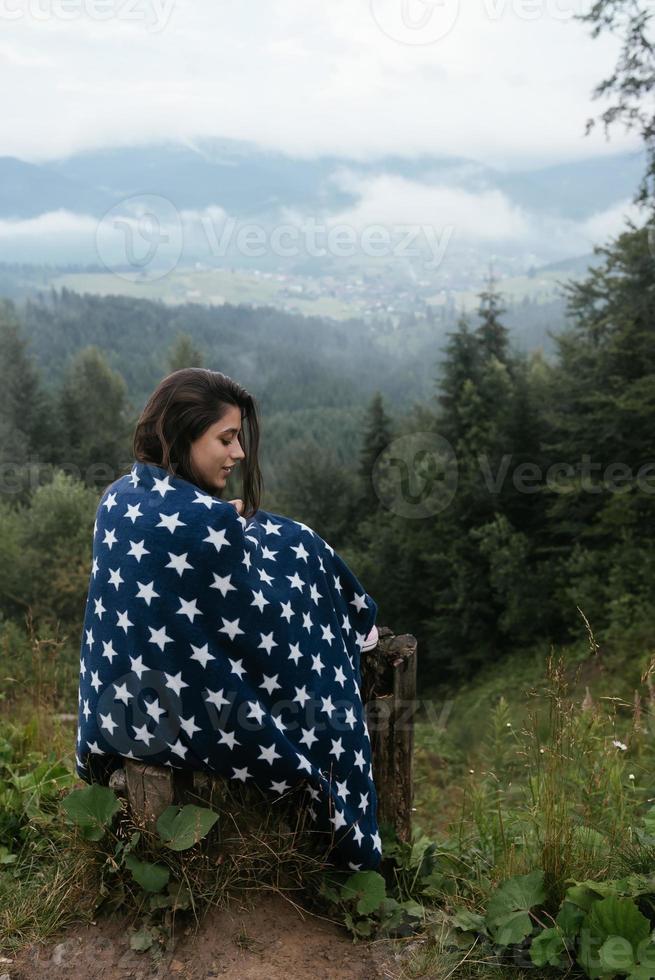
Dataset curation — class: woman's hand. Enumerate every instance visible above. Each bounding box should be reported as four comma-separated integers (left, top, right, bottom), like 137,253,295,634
228,498,244,515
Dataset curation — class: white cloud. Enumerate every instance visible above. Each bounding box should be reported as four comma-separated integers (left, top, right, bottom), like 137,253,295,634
0,0,644,167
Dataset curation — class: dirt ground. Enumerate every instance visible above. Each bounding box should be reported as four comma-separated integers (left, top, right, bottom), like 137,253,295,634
4,891,411,980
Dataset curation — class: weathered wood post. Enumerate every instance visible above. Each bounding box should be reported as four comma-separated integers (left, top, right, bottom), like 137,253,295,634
116,625,418,848
360,626,418,845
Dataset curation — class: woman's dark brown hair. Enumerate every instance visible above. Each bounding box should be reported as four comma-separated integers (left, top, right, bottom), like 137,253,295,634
132,368,263,518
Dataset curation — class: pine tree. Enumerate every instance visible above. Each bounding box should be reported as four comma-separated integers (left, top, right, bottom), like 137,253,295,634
358,391,393,514
168,332,204,372
475,271,510,365
58,346,131,486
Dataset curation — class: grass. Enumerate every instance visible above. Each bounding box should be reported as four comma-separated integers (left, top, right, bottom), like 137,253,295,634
3,611,655,976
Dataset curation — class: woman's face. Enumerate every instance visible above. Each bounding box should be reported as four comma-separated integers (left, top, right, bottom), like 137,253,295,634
189,405,246,493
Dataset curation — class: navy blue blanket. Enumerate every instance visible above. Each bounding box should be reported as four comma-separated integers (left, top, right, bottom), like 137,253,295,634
76,461,381,870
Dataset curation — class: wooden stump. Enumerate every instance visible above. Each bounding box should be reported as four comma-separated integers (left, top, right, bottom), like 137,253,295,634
117,625,418,847
360,626,418,845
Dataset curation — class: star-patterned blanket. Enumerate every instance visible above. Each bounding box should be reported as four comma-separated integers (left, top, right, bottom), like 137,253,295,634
76,460,382,870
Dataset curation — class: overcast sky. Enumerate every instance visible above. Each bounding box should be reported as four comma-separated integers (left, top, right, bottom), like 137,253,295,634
0,0,643,168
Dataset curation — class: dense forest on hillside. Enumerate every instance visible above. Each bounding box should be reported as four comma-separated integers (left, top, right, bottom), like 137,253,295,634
1,208,653,687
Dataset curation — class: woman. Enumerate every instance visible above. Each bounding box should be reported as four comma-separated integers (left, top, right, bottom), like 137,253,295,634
76,368,382,870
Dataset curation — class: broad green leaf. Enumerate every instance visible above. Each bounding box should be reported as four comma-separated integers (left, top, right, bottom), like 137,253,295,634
579,897,651,978
530,927,567,968
587,896,650,948
124,854,170,893
556,900,586,936
61,785,120,841
156,804,219,851
341,870,387,915
0,846,16,865
129,926,156,951
599,935,636,973
485,871,546,945
451,909,488,935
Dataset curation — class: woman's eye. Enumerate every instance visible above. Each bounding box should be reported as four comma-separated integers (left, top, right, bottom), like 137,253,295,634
221,440,231,447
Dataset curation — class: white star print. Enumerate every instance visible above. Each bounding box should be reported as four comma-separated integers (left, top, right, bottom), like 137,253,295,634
132,723,154,745
190,643,214,669
205,688,230,710
250,589,269,612
320,694,336,717
258,743,281,764
180,715,201,737
108,568,124,590
113,682,132,705
300,727,318,749
149,625,173,651
99,712,117,735
124,503,142,523
260,674,281,696
218,729,240,749
193,490,216,509
288,642,303,664
246,701,266,725
145,697,166,723
293,685,311,708
279,600,294,622
210,573,236,597
102,640,118,663
116,610,133,633
152,475,175,497
177,597,202,622
336,778,350,801
258,632,278,655
157,511,186,534
219,618,245,641
203,526,230,552
330,808,347,831
166,552,193,576
290,542,309,562
165,671,189,697
228,658,246,680
168,738,187,759
127,539,149,562
136,580,159,605
321,624,335,645
330,737,345,760
302,612,313,633
103,528,117,550
258,567,275,586
129,654,147,679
